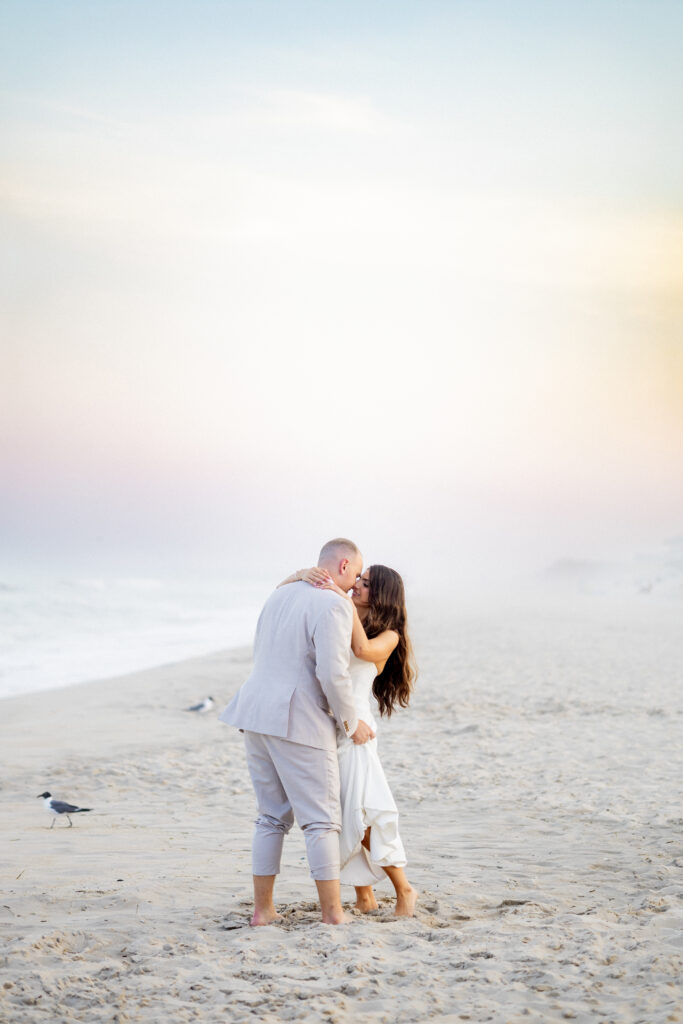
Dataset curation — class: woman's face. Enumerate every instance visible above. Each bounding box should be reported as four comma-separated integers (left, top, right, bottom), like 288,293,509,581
352,570,371,609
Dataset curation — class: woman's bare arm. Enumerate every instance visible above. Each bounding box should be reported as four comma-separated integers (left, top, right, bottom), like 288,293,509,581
318,577,399,668
276,569,304,588
276,567,331,589
350,603,399,665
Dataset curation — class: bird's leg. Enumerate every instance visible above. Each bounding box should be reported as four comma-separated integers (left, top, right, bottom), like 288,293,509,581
50,818,55,829
67,815,73,827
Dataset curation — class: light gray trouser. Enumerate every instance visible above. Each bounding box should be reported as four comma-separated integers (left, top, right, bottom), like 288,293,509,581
243,731,342,881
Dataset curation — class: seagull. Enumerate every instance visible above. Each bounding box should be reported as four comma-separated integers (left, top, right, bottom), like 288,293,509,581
184,696,215,713
37,792,92,828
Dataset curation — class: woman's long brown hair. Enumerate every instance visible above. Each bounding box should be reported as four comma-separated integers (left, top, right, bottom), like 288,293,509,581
364,564,417,717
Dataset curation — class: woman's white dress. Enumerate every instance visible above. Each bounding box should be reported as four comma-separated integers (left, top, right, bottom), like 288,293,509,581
337,653,407,885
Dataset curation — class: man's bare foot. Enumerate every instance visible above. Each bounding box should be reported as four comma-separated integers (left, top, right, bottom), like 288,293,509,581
250,908,282,926
354,893,379,913
395,887,418,917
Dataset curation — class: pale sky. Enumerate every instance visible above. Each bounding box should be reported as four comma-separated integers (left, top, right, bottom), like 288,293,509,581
1,1,682,585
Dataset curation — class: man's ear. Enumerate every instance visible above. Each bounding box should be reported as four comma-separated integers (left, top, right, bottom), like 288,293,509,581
339,558,349,575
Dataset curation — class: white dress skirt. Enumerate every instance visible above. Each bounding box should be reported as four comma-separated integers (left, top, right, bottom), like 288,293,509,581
337,654,407,886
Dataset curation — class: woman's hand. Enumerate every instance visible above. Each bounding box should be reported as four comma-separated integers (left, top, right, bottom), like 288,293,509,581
299,568,353,601
300,567,333,587
319,578,353,600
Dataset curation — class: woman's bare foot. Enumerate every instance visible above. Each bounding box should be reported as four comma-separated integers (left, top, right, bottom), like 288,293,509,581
250,908,282,926
354,891,379,913
321,908,351,925
395,886,418,917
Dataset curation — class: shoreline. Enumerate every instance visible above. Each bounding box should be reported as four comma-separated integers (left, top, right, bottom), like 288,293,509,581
0,644,251,705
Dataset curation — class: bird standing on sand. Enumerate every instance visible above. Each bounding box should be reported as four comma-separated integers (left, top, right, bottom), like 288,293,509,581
37,792,92,828
184,696,215,713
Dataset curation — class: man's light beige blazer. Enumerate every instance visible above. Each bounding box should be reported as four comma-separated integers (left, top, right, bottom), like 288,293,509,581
220,581,359,751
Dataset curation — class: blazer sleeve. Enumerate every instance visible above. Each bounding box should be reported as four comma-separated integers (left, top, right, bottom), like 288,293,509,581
313,599,359,738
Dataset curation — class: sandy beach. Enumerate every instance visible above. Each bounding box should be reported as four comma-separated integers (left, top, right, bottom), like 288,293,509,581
1,594,682,1023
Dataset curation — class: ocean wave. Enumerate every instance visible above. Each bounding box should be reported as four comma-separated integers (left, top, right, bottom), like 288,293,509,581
0,575,269,699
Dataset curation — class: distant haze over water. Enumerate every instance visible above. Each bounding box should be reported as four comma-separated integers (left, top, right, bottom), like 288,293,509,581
1,535,680,701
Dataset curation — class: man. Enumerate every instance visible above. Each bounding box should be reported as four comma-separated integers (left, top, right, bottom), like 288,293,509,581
220,538,375,925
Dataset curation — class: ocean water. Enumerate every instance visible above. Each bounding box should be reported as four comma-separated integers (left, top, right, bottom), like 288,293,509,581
0,575,270,699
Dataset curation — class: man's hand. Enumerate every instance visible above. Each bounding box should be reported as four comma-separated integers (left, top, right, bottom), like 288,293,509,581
351,719,375,744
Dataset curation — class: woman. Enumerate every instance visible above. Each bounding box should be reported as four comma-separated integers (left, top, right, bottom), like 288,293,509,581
279,564,418,917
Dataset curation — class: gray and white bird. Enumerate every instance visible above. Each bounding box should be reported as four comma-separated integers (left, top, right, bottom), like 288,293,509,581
184,696,215,713
37,791,92,828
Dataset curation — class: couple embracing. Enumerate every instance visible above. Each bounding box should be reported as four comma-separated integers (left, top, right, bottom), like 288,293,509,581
220,538,418,925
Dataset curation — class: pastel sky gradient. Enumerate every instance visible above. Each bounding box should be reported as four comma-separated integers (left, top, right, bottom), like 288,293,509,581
1,1,682,583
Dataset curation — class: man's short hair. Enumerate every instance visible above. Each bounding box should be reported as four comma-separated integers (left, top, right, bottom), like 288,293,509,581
318,538,361,564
